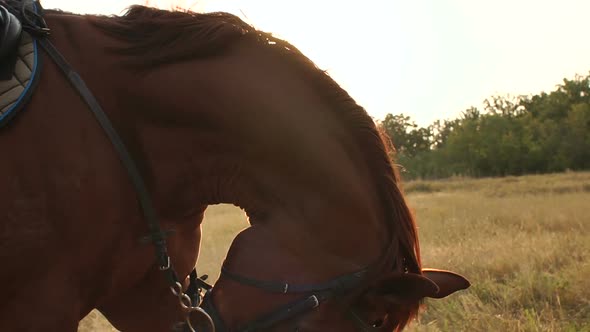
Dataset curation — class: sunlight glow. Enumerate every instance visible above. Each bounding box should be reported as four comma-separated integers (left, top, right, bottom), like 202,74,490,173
41,0,590,125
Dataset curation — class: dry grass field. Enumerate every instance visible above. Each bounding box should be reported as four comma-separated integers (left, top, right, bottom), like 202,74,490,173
79,172,590,332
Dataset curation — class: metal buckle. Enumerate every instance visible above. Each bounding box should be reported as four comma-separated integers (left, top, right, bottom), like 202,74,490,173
159,256,171,271
309,295,320,308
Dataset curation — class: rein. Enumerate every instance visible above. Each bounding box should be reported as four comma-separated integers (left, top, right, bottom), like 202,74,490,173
3,1,213,330
4,2,391,331
41,34,213,329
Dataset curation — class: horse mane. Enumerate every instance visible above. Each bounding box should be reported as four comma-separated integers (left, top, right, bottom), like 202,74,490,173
88,6,422,325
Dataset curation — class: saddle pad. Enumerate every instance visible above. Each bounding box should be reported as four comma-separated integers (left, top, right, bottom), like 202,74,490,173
0,30,41,127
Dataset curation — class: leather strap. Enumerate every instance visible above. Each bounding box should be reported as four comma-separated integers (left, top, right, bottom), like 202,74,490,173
221,266,368,294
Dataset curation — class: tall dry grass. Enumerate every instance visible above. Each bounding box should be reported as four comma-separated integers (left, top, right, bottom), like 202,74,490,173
404,172,589,332
79,172,590,331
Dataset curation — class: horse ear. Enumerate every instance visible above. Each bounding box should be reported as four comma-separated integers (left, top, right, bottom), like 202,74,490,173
367,269,470,304
369,272,440,304
421,268,471,299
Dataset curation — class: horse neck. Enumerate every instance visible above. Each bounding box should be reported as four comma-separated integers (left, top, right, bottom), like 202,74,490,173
48,13,387,266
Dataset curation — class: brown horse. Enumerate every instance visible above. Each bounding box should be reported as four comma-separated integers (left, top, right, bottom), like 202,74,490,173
0,3,469,332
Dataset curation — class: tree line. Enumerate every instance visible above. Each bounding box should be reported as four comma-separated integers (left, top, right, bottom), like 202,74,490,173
379,73,590,179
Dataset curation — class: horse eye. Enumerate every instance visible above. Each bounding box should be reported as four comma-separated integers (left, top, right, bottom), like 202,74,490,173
371,318,384,328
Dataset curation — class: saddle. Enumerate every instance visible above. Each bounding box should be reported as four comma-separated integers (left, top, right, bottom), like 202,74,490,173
0,1,42,127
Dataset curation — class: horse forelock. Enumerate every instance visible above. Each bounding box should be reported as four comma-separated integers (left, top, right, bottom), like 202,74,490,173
87,5,422,324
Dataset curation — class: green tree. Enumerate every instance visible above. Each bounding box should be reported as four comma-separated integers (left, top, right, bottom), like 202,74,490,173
378,72,590,180
379,113,432,158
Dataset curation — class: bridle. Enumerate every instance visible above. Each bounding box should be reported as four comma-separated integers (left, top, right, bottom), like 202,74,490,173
6,2,391,331
199,266,375,332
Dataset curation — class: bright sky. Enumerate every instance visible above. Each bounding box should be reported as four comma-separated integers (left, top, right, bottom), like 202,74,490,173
43,0,590,126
